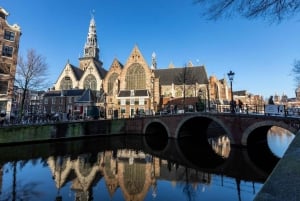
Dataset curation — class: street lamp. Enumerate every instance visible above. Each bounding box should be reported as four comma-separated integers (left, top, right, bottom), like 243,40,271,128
227,70,235,114
60,90,67,120
199,89,207,112
103,93,107,119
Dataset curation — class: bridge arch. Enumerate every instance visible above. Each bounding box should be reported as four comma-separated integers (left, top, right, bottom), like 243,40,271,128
241,120,297,146
143,118,170,138
174,114,235,144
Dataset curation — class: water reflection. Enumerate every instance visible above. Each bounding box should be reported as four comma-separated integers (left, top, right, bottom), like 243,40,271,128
0,135,274,201
267,126,295,157
208,135,231,158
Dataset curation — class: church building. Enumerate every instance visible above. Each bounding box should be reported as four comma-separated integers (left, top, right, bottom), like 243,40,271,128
43,15,230,119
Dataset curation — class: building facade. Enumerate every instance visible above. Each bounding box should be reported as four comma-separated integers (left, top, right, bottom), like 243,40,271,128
0,7,21,119
44,15,231,119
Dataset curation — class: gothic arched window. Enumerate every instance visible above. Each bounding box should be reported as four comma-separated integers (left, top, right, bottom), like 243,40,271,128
84,74,97,90
126,63,145,90
60,76,72,90
108,73,119,95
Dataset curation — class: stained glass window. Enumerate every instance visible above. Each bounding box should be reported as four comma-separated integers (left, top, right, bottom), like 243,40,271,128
60,76,72,90
108,73,119,95
126,63,145,90
84,74,97,90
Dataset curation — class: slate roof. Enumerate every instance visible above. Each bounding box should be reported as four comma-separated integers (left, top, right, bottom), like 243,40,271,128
94,59,108,79
154,66,208,85
234,90,247,96
118,89,149,98
76,89,97,103
70,65,84,80
43,90,62,97
44,89,85,97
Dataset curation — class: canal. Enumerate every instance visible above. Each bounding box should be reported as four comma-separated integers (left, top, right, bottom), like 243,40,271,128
0,126,294,201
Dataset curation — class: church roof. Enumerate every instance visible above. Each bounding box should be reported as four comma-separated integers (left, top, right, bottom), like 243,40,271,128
70,65,84,80
154,66,208,85
94,60,108,79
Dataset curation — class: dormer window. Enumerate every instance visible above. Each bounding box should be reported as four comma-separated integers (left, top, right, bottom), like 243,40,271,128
130,90,135,96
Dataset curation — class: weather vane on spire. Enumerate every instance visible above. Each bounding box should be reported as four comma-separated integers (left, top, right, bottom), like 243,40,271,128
90,9,95,19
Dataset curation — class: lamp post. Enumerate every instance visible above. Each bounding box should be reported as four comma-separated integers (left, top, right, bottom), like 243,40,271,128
103,93,107,119
198,89,203,112
60,90,67,120
227,70,235,114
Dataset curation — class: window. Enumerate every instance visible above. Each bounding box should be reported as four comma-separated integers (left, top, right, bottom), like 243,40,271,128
0,81,8,94
84,74,97,90
4,30,15,41
0,101,7,112
108,73,119,95
60,76,72,90
2,46,13,57
121,99,126,106
139,98,144,105
126,63,146,90
130,98,134,105
0,63,11,74
44,98,48,104
51,106,55,113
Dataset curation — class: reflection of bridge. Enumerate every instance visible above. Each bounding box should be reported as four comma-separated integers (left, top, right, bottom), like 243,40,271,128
0,135,276,200
0,135,272,184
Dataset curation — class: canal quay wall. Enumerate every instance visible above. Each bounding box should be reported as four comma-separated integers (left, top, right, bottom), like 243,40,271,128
0,119,137,144
254,133,300,201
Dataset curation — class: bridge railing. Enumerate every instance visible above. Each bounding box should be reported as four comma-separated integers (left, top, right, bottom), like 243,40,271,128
209,104,265,115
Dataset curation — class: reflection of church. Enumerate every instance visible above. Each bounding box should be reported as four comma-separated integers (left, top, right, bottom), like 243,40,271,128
42,15,230,119
47,149,212,201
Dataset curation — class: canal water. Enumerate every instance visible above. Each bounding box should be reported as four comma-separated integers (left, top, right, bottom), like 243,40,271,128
0,126,294,201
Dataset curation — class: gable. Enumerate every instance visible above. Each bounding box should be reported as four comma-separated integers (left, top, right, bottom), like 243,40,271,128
54,62,82,90
125,45,148,67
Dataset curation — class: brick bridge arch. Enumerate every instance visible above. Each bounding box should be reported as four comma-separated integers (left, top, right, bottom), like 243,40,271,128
241,120,298,146
138,113,300,146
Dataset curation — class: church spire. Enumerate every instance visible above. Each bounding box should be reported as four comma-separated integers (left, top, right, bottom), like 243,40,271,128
151,52,157,69
83,12,99,60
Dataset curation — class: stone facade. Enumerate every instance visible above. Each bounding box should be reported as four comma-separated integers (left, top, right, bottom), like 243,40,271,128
0,7,21,119
44,15,230,119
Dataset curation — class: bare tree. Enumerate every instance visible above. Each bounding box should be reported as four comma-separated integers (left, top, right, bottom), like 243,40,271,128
292,59,300,88
174,66,200,110
15,49,48,117
194,0,300,22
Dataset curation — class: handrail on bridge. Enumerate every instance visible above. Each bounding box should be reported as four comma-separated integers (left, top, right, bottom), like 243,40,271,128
159,103,296,118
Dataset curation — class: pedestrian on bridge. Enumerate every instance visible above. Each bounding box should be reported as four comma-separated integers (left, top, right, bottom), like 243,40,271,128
268,96,274,104
238,99,244,113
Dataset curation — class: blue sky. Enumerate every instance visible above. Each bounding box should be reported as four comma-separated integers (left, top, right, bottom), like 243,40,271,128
2,0,300,99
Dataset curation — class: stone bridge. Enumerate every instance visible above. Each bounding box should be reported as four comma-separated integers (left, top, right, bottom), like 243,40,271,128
124,112,300,146
1,112,300,147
